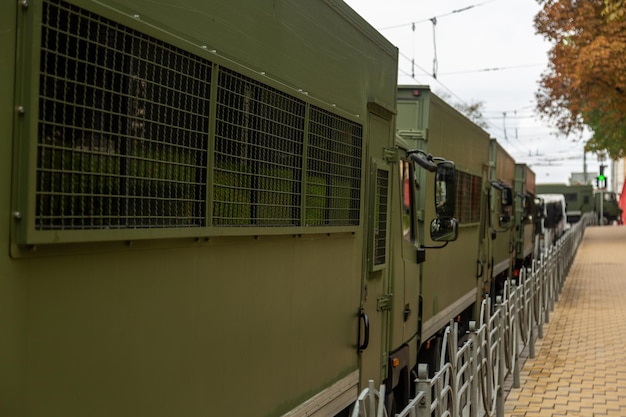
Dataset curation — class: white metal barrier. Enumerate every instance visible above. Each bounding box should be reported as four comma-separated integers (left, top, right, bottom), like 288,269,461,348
353,213,594,417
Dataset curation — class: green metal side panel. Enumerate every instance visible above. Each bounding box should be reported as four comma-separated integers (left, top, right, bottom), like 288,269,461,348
397,86,490,341
2,1,399,417
514,164,536,263
0,3,21,417
100,0,399,118
489,140,516,278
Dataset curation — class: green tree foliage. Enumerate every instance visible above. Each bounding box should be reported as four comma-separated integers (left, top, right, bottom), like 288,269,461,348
534,0,626,158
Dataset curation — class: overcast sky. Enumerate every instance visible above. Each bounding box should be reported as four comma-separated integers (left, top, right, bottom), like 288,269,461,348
343,0,601,184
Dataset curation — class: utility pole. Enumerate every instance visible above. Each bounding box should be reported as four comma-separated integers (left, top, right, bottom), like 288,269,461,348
597,153,606,225
583,151,587,184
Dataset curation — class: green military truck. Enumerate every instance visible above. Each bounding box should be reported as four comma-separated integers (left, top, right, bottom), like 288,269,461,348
2,1,460,416
514,164,537,273
487,139,516,296
396,86,493,370
536,183,594,224
535,183,621,225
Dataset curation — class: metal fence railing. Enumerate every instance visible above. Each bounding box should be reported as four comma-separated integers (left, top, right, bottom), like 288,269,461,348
352,212,595,417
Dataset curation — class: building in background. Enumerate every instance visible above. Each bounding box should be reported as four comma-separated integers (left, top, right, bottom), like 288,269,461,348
569,172,597,186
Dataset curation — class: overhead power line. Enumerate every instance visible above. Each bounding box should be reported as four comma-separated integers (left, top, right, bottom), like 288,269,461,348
437,63,544,76
377,0,501,31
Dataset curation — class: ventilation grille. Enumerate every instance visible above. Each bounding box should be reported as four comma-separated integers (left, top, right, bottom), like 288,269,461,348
373,168,389,266
36,0,210,230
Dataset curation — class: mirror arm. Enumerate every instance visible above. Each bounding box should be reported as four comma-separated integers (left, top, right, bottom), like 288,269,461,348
489,180,504,191
420,241,449,250
407,149,437,172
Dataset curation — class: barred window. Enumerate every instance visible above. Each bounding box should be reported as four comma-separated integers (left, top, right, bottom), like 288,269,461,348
28,0,363,241
306,107,362,226
213,69,306,226
456,171,482,224
212,70,362,227
37,0,210,230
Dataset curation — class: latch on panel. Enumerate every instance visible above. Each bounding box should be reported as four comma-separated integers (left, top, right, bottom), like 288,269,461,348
377,294,393,311
397,129,426,141
383,148,399,163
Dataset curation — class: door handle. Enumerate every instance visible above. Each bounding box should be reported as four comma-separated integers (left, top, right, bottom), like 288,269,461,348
358,309,370,353
477,259,484,278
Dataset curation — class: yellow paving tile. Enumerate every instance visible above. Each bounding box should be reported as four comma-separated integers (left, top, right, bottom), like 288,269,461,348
505,227,626,417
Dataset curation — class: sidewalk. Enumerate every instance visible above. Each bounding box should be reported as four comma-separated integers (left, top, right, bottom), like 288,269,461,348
505,226,626,417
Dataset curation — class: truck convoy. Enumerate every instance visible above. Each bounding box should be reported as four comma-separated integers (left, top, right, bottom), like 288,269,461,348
537,183,622,225
1,1,567,417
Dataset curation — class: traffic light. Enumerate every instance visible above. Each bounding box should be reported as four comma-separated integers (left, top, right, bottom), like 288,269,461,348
597,165,607,188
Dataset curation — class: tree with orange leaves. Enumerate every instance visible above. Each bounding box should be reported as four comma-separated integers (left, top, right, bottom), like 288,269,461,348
534,0,626,158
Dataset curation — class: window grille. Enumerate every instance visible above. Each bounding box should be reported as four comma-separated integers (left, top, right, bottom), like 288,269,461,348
213,68,306,226
456,171,482,224
306,107,362,226
213,71,363,227
27,0,363,242
37,0,209,230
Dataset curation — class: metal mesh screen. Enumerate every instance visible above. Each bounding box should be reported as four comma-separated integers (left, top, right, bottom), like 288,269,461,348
213,70,363,227
31,0,362,236
213,68,306,226
373,168,389,266
456,171,482,224
36,0,210,230
306,107,362,226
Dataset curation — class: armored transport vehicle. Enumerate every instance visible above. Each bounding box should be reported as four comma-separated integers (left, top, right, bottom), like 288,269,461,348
487,139,516,296
514,164,537,273
396,86,491,371
2,1,461,416
536,183,594,224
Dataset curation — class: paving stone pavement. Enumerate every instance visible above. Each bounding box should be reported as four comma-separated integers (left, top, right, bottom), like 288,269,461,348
504,226,626,417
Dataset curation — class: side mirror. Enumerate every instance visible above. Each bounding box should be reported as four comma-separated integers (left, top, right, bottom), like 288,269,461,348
523,195,535,224
501,186,513,207
491,183,513,228
430,218,459,242
434,161,456,218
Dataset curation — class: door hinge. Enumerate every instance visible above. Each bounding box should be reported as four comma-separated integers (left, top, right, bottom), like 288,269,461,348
377,294,393,311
